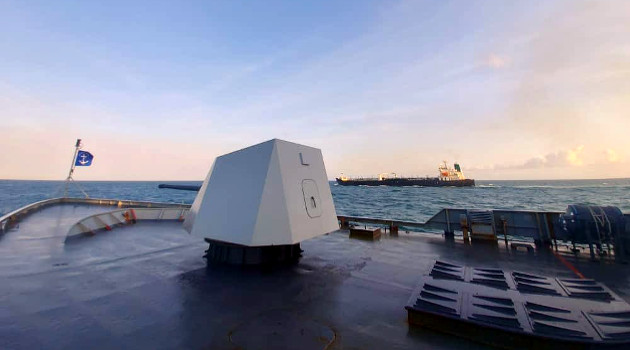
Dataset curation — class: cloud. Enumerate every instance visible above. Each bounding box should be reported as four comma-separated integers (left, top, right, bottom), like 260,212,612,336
486,54,509,69
566,145,585,166
3,1,630,180
517,146,583,169
497,0,630,147
606,149,620,163
471,146,586,171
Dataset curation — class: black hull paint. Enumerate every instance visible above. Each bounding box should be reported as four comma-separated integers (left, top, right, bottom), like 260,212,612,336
335,178,475,187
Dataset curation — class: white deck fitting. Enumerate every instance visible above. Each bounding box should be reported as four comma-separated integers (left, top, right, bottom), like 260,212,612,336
184,139,338,246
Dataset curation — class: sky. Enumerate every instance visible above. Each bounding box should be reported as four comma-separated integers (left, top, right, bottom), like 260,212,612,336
0,0,629,180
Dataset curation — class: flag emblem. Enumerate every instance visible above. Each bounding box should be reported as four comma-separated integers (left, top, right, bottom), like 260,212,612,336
75,151,94,166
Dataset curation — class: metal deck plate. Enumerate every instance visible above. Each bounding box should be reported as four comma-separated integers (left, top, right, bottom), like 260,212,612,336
407,260,630,348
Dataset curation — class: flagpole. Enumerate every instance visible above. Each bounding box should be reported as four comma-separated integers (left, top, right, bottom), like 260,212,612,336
64,139,89,198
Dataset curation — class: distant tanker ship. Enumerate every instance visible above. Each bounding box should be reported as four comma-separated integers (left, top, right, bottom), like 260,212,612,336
335,161,475,187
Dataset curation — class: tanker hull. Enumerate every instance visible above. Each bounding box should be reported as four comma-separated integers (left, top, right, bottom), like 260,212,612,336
335,178,475,187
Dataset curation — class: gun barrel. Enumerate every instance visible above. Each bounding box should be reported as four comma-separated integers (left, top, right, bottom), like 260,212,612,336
158,184,201,191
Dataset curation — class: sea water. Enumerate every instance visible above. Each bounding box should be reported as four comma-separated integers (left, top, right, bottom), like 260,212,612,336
1,179,629,221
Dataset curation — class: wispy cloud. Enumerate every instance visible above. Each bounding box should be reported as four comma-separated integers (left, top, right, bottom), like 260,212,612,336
566,145,585,166
486,54,509,69
606,149,620,163
1,1,629,180
471,146,587,171
496,0,630,146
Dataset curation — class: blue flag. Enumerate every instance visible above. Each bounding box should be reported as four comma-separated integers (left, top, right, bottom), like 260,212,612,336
75,151,94,166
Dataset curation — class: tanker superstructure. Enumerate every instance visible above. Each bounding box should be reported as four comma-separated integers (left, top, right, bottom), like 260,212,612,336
336,161,475,187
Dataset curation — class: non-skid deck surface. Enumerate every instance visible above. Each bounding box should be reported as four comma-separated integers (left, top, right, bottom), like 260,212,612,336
1,203,630,349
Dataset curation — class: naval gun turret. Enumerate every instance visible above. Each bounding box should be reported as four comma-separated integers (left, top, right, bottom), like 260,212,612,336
183,139,339,265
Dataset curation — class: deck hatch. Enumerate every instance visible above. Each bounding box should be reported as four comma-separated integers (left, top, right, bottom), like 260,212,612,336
301,179,322,218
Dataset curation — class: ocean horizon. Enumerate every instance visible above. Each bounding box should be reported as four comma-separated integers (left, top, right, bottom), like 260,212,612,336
2,178,629,222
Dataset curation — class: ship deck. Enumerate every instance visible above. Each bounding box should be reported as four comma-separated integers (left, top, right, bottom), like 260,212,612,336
1,202,629,349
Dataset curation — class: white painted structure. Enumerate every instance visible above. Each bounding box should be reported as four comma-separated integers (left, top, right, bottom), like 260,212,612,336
184,139,338,246
66,207,189,240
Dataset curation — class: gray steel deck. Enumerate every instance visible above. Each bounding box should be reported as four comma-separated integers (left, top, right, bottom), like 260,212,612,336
1,202,629,349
